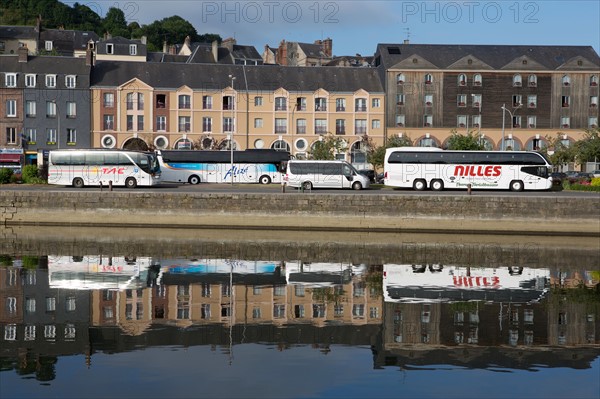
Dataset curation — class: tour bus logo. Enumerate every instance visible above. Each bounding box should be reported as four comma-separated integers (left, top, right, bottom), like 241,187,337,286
224,165,249,180
453,165,502,178
101,167,126,175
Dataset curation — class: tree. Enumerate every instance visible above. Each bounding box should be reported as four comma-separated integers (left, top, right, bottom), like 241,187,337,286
574,127,600,165
142,15,200,51
309,134,347,160
445,129,485,150
542,133,576,169
368,134,412,171
102,7,130,38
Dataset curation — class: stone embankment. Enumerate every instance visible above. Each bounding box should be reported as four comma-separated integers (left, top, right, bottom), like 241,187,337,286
0,190,598,237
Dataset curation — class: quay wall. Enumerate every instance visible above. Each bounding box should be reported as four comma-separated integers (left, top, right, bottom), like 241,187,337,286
0,191,598,237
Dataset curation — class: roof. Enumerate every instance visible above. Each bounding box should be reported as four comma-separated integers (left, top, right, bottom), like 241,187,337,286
375,43,600,70
0,54,91,75
91,61,384,92
0,25,38,40
297,42,328,58
40,29,98,55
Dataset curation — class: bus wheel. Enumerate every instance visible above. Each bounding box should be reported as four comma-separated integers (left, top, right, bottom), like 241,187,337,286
510,180,524,192
352,181,362,190
72,178,84,188
188,175,200,185
413,179,426,191
302,181,312,191
125,177,137,189
259,175,271,185
431,179,444,191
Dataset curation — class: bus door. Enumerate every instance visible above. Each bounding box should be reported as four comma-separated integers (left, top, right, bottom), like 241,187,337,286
521,166,549,189
205,163,218,183
341,164,354,188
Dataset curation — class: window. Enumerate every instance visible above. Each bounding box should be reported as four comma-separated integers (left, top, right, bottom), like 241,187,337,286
275,118,287,133
513,94,522,107
335,119,346,135
424,74,433,84
372,119,380,129
528,95,537,108
372,98,380,108
589,117,598,128
223,117,234,132
473,74,482,86
179,94,191,109
254,96,263,106
513,115,521,128
103,115,114,130
528,74,537,87
458,73,467,86
591,96,598,107
369,306,379,318
528,115,537,128
424,94,433,106
352,304,365,318
202,95,212,109
106,43,114,54
562,74,570,86
6,127,17,144
354,119,367,134
315,119,327,134
397,73,405,84
562,96,570,107
6,100,17,117
25,128,36,143
5,73,16,87
251,118,262,129
137,93,144,110
472,115,481,128
472,94,482,108
396,94,405,105
296,97,307,111
66,101,76,118
457,94,466,107
457,115,467,128
45,74,56,88
125,115,133,131
156,94,166,108
275,97,287,111
513,74,522,86
67,128,76,144
104,92,114,107
396,114,405,127
273,304,285,318
65,75,76,88
46,128,57,144
591,75,599,86
25,74,36,87
355,98,367,112
156,116,166,131
45,41,53,51
129,44,137,55
178,116,190,132
223,95,234,110
137,115,144,130
423,115,433,127
201,304,211,319
296,119,306,134
315,97,327,111
313,304,326,318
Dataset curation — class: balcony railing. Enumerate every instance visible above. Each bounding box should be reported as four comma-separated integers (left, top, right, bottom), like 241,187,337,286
355,106,367,112
315,126,328,134
275,127,287,134
354,127,367,135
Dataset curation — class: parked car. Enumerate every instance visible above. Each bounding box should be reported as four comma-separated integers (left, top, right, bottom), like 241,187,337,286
566,172,592,183
376,172,385,184
591,170,600,178
550,172,567,185
357,169,376,183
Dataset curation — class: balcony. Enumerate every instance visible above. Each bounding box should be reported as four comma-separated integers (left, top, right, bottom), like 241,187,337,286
396,123,404,127
473,81,481,86
424,122,431,127
425,102,432,106
529,124,536,128
223,104,234,110
529,82,537,87
529,102,536,108
275,105,287,111
562,124,570,128
355,106,367,112
513,124,521,128
513,82,522,87
336,106,346,112
458,123,466,128
473,102,480,108
562,103,569,108
296,105,306,111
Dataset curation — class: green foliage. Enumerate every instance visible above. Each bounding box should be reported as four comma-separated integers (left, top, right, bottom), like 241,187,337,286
591,177,600,187
574,127,600,165
10,173,22,183
308,134,347,160
368,134,413,171
21,165,46,184
542,133,576,167
0,255,13,266
445,129,486,150
22,256,39,269
143,15,204,51
0,168,13,184
102,7,130,38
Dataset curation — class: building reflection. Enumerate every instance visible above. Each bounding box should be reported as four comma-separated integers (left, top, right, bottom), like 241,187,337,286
0,255,598,381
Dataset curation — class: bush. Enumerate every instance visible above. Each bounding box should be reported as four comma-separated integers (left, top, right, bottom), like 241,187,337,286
21,164,46,184
591,177,600,187
10,173,22,183
0,168,13,184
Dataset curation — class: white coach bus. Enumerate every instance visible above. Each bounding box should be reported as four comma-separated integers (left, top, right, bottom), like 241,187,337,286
383,147,553,191
48,149,161,188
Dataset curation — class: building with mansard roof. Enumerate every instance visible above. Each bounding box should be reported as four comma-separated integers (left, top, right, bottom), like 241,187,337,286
373,42,600,151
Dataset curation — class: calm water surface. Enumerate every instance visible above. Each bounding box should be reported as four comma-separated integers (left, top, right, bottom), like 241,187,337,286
1,232,599,399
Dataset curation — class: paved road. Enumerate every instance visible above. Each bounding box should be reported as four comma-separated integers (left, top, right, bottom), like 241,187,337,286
4,183,599,198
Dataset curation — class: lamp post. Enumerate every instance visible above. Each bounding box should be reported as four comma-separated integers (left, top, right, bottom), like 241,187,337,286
501,103,521,150
228,74,236,186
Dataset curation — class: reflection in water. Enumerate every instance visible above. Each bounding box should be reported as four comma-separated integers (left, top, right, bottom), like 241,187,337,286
0,248,599,397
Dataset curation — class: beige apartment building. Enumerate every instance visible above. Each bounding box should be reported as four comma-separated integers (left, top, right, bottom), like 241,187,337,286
90,62,385,164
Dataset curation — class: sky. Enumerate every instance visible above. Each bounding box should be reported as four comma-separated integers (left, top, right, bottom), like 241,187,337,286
82,1,599,57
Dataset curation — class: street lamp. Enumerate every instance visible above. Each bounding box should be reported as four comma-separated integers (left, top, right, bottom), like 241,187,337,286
228,74,236,185
501,103,521,150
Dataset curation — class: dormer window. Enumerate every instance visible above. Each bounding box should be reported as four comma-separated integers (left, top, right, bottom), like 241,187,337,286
129,44,137,55
25,74,36,88
473,74,482,86
424,74,433,85
513,74,522,87
5,73,17,87
45,41,53,51
106,43,114,54
65,75,76,89
562,75,570,86
458,74,467,86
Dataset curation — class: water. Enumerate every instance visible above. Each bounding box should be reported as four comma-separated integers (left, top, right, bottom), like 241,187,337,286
0,228,598,399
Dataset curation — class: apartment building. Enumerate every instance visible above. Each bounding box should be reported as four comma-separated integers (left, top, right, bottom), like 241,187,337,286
90,61,385,162
374,43,600,149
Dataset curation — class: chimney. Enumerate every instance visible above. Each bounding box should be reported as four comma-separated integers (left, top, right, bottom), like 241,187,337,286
85,47,93,66
212,40,218,62
321,38,332,57
277,40,287,66
222,37,236,52
169,45,177,55
184,35,191,48
141,35,147,45
162,40,168,53
18,45,28,62
403,39,410,44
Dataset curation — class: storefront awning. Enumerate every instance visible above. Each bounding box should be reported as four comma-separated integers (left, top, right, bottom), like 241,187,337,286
0,154,22,163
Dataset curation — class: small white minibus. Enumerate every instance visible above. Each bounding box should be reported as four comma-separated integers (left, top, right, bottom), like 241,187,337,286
283,160,370,190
